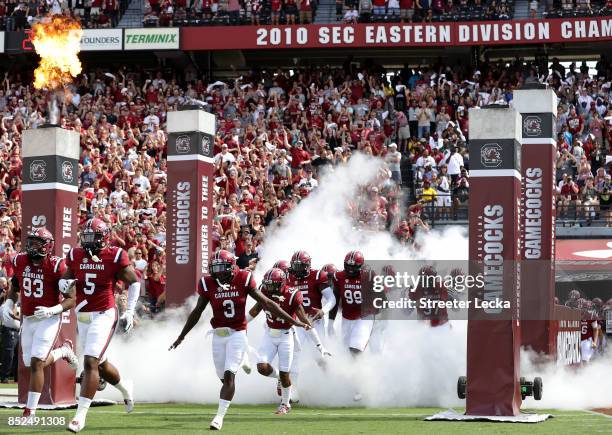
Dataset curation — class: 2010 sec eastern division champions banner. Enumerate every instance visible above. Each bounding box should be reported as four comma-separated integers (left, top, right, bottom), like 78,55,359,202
181,17,611,50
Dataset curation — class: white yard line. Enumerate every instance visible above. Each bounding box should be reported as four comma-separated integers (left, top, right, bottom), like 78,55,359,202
586,410,612,419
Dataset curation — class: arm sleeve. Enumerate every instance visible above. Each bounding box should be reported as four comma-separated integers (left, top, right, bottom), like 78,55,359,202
320,286,336,314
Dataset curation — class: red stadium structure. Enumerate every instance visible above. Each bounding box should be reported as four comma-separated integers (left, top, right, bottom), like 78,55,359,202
515,87,558,356
465,106,524,417
17,126,79,406
165,107,215,306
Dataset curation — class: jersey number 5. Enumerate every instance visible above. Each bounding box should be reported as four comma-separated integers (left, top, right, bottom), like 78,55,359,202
223,300,235,318
23,277,43,298
84,273,97,295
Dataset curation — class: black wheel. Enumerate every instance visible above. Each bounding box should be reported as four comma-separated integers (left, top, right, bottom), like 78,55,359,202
533,377,543,400
457,376,467,399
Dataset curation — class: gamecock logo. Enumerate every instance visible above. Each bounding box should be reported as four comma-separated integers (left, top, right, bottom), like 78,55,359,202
201,136,211,156
481,143,502,168
61,161,74,183
29,160,47,182
523,115,542,137
175,135,191,154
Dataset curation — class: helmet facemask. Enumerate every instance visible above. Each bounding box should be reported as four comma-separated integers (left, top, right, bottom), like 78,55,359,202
211,261,233,284
26,236,50,261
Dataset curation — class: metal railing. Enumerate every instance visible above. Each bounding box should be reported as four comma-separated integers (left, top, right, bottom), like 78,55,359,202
418,197,611,229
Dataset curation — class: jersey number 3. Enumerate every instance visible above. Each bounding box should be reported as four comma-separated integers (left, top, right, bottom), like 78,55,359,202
84,273,97,295
223,300,235,318
23,277,43,298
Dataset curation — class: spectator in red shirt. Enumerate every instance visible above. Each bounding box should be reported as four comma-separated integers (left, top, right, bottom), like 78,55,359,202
400,0,415,22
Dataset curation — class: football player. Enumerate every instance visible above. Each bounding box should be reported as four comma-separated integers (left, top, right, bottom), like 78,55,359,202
332,250,378,401
579,298,601,364
286,251,335,398
411,266,452,329
248,268,312,415
0,228,78,421
170,250,310,431
62,219,139,433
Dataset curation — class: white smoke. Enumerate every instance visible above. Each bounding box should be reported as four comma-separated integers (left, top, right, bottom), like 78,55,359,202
102,153,610,411
100,153,469,407
521,348,612,410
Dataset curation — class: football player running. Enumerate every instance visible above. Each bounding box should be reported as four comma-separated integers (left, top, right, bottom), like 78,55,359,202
170,251,310,431
285,251,334,399
249,268,312,415
62,219,139,433
332,250,377,401
1,228,78,421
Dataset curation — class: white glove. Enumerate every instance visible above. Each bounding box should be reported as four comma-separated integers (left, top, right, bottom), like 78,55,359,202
59,279,77,294
34,304,63,320
317,343,332,358
120,309,135,333
1,300,15,324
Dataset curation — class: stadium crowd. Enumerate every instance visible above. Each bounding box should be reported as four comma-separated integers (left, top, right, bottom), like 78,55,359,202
0,0,127,30
0,56,610,342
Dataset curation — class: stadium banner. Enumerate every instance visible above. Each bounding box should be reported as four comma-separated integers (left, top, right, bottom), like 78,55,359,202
80,28,123,51
181,17,612,50
514,88,558,356
124,28,180,50
19,126,79,406
466,107,522,416
552,305,582,366
0,32,4,54
166,108,215,306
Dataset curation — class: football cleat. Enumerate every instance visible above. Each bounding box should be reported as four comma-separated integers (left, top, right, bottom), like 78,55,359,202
62,340,79,370
276,379,282,397
22,408,35,425
209,415,223,430
67,419,85,433
124,380,134,413
275,404,291,415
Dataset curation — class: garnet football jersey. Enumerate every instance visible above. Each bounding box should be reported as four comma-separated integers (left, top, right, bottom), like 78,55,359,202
333,269,376,320
12,253,66,316
198,269,257,331
66,246,130,312
413,285,449,327
287,269,328,315
262,285,303,329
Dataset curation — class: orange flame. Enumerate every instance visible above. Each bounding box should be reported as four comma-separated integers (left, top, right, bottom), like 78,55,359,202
32,15,83,90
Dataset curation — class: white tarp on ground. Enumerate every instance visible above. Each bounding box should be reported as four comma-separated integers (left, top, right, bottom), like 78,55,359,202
0,399,115,409
426,408,552,423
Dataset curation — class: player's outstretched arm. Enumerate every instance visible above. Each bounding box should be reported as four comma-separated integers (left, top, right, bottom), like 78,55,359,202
169,294,208,350
249,288,310,329
247,303,263,323
312,286,336,321
295,305,313,329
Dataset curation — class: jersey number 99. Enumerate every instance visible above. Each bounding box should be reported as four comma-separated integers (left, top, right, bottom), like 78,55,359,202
344,289,362,304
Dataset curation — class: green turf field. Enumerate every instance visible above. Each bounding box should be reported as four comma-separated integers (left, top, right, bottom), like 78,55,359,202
0,403,610,434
